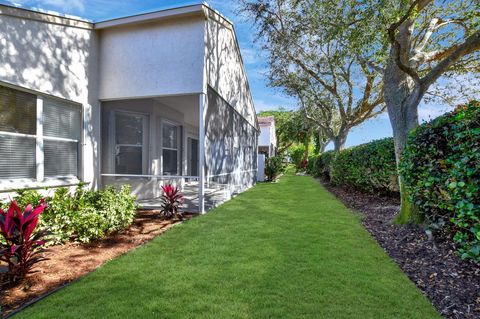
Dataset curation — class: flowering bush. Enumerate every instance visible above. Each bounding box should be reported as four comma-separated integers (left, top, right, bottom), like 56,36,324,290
0,200,48,283
160,185,184,220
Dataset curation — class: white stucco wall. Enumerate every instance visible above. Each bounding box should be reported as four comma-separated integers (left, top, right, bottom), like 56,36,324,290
0,7,100,190
205,11,256,128
259,126,271,147
98,16,206,100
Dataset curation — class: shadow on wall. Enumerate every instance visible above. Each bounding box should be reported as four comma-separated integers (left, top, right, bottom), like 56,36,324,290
205,87,257,192
0,13,100,188
205,12,256,128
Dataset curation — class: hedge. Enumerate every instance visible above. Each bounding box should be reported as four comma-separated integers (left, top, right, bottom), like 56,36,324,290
307,138,398,194
401,101,480,261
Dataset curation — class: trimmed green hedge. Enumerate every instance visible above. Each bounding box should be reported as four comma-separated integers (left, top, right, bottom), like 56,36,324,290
401,101,480,261
307,138,398,194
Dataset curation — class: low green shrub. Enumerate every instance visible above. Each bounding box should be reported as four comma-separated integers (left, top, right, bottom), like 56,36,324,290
307,139,398,194
289,144,307,170
6,184,137,244
265,156,284,181
401,101,480,262
331,138,398,194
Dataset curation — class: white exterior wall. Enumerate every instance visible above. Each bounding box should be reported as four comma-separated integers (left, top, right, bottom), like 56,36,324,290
205,11,256,127
259,126,271,147
0,7,100,192
98,16,205,100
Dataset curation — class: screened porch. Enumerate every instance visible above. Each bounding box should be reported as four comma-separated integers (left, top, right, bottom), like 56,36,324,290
100,88,258,213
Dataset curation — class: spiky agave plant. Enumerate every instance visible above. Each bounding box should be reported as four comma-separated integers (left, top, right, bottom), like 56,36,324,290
0,199,48,283
160,185,184,220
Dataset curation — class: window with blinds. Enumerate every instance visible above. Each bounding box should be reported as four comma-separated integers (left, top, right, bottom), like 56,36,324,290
43,98,81,178
0,84,81,181
0,86,37,179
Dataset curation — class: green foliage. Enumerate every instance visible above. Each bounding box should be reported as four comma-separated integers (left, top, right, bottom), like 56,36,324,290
308,139,398,194
7,184,137,244
401,101,480,262
307,151,337,180
289,144,307,170
265,156,284,181
258,110,312,153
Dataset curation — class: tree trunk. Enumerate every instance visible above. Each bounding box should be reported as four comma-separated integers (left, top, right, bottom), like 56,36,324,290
333,128,349,151
384,25,424,223
315,131,328,154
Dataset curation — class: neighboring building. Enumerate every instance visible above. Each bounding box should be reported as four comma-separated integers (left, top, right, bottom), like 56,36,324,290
257,116,277,157
0,3,259,212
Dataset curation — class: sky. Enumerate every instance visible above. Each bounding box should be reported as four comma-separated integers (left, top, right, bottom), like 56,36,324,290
0,0,459,148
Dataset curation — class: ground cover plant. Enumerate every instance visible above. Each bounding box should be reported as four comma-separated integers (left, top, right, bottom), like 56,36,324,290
401,101,480,262
3,185,137,244
12,174,439,319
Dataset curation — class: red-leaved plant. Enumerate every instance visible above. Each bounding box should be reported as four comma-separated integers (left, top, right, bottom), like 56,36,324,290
160,185,184,220
0,199,48,283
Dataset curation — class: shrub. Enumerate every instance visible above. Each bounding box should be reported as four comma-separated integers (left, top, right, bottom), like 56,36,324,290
311,151,337,180
160,185,184,220
401,101,480,261
307,139,398,194
6,184,137,244
0,200,48,283
265,156,284,181
306,154,319,175
289,144,307,170
330,138,398,194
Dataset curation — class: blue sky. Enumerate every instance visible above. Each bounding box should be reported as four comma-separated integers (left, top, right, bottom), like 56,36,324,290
1,0,458,148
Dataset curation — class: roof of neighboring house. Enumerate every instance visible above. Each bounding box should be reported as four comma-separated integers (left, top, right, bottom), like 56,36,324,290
258,116,275,126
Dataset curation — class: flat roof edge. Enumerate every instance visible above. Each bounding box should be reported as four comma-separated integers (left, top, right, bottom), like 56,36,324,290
0,4,93,29
94,4,207,29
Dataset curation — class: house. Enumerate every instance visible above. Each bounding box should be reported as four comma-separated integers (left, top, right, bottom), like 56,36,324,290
0,3,259,212
257,116,277,157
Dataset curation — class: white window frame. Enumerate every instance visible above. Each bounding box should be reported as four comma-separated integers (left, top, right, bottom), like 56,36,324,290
160,119,182,176
112,110,149,175
42,98,82,180
0,83,82,190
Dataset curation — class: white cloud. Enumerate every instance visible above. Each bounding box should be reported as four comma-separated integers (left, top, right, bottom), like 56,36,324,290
42,0,85,12
254,99,280,112
7,0,85,12
418,103,454,123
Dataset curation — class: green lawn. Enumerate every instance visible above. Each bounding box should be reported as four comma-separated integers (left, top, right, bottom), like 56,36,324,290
14,175,439,318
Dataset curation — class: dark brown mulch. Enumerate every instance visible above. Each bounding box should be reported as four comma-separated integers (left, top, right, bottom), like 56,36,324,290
0,210,196,318
320,179,480,319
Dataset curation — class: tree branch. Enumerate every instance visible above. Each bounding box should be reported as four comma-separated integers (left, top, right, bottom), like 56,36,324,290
421,30,480,91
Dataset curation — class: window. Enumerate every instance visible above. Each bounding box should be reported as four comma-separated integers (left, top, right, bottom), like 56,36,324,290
0,84,81,181
114,112,147,175
43,98,81,178
162,121,181,175
0,86,37,179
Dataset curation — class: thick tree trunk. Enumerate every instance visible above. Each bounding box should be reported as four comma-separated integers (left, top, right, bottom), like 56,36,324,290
333,128,349,151
384,27,424,223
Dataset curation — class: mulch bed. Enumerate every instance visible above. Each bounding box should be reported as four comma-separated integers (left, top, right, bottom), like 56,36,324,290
0,210,196,318
320,179,480,319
